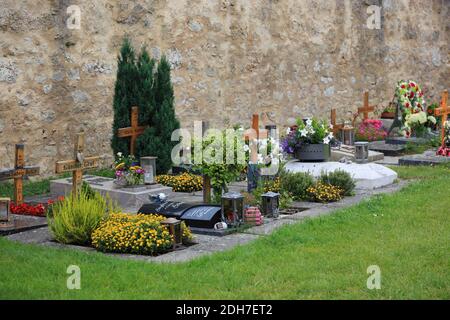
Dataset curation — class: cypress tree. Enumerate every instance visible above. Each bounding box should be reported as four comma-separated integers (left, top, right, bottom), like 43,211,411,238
136,47,156,127
136,55,180,174
111,37,140,156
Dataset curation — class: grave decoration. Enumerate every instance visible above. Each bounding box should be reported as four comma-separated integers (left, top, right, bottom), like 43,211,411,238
244,207,263,226
354,142,369,163
330,109,344,137
156,173,203,193
114,153,145,187
140,156,157,184
261,191,280,218
161,217,183,250
55,132,100,197
340,121,355,146
0,144,40,205
221,192,244,228
138,200,222,230
389,80,436,137
0,197,11,223
352,91,375,126
91,213,192,255
355,119,387,142
282,117,333,162
434,91,450,155
117,106,148,156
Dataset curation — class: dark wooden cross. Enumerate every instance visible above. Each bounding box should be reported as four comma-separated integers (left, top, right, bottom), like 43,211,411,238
117,106,148,155
330,109,344,136
55,133,100,197
434,90,449,148
0,144,40,205
352,91,375,126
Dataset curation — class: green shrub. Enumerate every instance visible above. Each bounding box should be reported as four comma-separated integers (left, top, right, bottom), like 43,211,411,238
48,189,116,245
319,170,355,196
280,171,314,200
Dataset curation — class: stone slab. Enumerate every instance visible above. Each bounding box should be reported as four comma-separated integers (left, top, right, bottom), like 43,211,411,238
284,160,397,190
50,175,172,209
330,148,384,162
399,151,450,166
385,136,429,145
0,214,47,236
369,141,406,156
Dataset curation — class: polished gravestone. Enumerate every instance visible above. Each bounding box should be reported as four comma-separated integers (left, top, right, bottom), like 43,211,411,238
50,175,172,209
369,141,406,156
138,201,229,236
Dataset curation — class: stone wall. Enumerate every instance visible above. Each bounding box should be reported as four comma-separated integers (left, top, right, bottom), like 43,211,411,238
0,0,449,175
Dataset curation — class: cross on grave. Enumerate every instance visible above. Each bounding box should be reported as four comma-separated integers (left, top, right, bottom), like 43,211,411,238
117,106,148,155
330,109,344,136
55,133,100,197
0,144,40,205
434,90,450,147
352,91,375,126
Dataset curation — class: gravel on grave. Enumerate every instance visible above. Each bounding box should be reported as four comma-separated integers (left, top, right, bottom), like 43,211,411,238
5,180,410,263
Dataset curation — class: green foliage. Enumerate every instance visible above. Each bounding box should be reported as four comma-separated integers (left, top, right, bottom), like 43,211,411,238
280,171,314,200
81,181,97,200
111,37,140,156
319,170,355,196
48,188,115,245
136,56,180,174
192,131,246,202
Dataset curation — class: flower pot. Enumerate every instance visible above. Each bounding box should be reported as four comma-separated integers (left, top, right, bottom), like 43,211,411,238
381,112,395,119
294,144,330,162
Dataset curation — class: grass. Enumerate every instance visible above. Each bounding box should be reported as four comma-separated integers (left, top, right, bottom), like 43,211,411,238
0,165,449,299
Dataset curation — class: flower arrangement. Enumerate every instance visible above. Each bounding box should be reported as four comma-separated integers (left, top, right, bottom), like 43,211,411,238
91,213,193,255
394,80,436,137
156,173,203,193
307,182,343,203
114,152,145,186
281,118,333,155
436,121,450,157
355,119,387,142
10,196,65,217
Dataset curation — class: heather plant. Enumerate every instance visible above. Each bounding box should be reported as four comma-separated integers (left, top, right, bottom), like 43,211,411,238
355,119,387,142
319,170,355,196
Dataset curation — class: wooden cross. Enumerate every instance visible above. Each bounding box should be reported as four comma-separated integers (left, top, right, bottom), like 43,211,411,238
330,109,344,136
243,114,269,163
352,91,375,126
434,90,449,147
117,106,148,155
0,144,40,205
55,133,100,197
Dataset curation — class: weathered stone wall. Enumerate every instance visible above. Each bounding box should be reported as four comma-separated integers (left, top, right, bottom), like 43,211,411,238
0,0,449,175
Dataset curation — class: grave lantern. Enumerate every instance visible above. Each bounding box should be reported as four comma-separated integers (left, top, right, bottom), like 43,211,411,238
161,217,182,249
340,122,355,146
140,156,157,185
221,192,244,227
261,191,280,218
354,142,369,163
0,197,11,223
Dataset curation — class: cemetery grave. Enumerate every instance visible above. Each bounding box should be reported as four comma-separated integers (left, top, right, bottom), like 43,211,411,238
0,32,448,300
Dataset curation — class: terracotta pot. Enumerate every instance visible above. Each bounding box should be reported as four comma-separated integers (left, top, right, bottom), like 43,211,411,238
381,112,395,119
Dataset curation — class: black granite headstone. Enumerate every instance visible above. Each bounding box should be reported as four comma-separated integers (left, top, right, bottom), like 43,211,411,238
138,201,195,219
180,205,222,229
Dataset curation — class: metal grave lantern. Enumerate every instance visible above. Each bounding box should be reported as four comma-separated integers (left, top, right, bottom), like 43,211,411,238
140,156,157,185
354,141,369,163
261,191,280,218
340,121,355,146
0,197,11,223
161,217,182,249
221,192,244,227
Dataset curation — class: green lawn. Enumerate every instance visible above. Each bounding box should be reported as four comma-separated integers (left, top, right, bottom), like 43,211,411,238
0,165,449,299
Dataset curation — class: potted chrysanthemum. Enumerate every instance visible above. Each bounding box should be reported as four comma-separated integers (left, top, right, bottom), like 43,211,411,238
282,118,333,162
